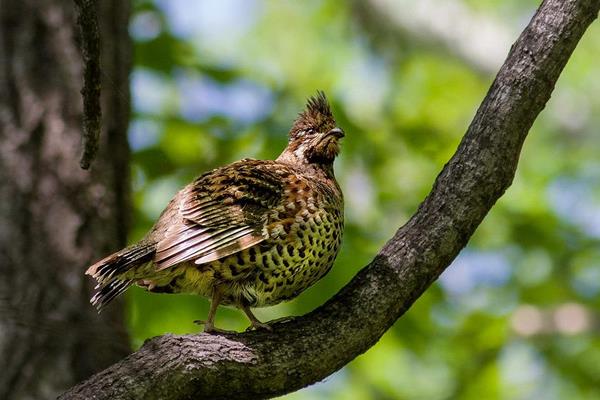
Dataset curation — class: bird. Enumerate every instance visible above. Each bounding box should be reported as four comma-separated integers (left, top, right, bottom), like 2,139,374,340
86,91,344,333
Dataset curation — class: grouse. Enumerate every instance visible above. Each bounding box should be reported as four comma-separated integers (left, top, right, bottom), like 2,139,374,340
86,91,344,332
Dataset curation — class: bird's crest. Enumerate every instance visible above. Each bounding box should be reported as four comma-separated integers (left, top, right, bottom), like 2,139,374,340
290,91,336,138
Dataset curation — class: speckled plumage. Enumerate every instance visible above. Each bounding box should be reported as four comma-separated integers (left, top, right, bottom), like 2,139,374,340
86,91,344,332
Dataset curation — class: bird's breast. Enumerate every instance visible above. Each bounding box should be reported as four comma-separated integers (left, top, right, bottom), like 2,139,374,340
244,184,344,307
168,172,344,308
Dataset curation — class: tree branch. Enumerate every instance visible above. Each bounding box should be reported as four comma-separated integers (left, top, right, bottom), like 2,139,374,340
61,0,600,399
74,0,101,169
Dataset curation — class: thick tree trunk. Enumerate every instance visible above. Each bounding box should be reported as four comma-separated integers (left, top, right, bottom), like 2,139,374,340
0,1,131,398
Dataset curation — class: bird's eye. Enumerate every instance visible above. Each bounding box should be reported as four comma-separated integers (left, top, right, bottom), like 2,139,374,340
307,129,315,135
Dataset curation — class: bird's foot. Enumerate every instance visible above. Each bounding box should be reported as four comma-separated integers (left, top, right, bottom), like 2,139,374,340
244,316,298,331
266,315,296,325
193,320,236,334
245,320,273,332
137,279,156,291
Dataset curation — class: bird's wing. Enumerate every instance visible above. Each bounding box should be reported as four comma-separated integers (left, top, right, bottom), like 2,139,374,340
154,160,286,270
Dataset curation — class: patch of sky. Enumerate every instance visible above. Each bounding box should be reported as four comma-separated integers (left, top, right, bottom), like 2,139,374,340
154,0,261,65
499,341,546,396
129,118,162,151
440,249,512,296
548,173,600,238
336,44,390,126
131,68,174,115
344,164,376,225
175,71,273,124
570,256,600,298
129,10,162,41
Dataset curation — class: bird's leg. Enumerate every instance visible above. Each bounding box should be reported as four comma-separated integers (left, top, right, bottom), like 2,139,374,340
240,303,273,332
194,287,233,333
137,279,156,291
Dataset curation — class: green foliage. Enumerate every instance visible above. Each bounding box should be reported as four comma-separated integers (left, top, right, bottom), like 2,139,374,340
125,0,600,398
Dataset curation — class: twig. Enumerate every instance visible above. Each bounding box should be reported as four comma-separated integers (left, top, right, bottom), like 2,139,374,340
74,0,101,170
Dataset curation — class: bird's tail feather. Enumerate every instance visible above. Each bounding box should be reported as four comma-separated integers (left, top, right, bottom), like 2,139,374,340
90,278,134,312
86,241,155,311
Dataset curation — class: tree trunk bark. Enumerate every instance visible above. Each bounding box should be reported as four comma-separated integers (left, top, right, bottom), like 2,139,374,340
0,1,131,398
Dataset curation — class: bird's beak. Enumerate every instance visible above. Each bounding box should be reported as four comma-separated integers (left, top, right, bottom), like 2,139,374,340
327,127,345,139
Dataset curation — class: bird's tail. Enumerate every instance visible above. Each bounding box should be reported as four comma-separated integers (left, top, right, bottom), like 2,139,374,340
86,241,156,312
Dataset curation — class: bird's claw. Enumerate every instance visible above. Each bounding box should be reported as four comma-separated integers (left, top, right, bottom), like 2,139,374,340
266,316,296,326
193,320,235,334
245,321,273,332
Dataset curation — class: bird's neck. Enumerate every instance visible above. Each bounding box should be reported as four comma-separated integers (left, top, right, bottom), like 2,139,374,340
276,147,336,179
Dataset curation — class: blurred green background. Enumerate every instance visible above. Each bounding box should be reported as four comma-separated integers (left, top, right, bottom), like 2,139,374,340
123,0,600,398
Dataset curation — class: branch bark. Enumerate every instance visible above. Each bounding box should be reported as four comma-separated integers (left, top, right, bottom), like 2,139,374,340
61,0,600,399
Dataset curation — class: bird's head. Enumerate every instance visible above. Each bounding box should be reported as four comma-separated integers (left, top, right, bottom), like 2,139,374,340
279,91,344,167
